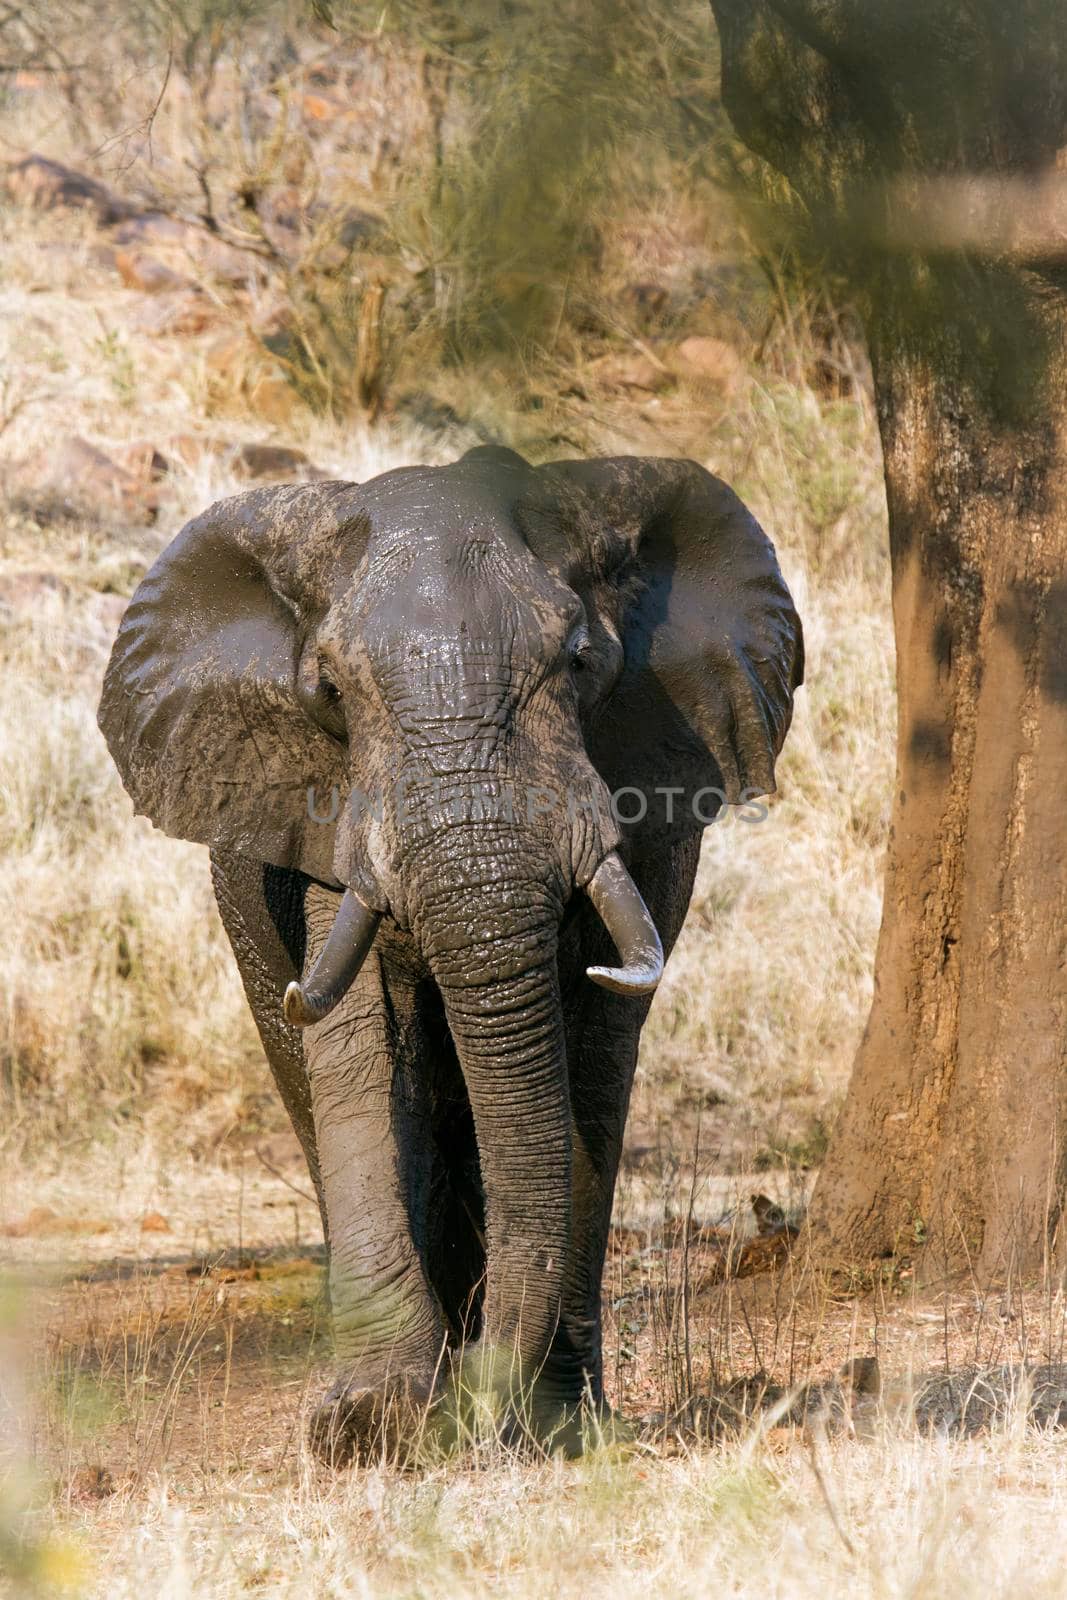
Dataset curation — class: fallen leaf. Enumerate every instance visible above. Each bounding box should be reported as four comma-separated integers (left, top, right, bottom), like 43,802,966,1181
69,1465,115,1502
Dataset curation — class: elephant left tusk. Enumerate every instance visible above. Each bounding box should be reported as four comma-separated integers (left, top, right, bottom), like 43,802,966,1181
283,887,381,1027
583,851,664,997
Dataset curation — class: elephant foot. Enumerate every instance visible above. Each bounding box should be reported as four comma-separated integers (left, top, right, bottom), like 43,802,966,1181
438,1346,635,1458
308,1373,436,1468
308,1358,636,1467
543,1399,637,1458
434,1341,544,1452
525,1360,638,1456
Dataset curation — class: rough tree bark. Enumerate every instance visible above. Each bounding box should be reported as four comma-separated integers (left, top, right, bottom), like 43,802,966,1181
710,0,1067,1280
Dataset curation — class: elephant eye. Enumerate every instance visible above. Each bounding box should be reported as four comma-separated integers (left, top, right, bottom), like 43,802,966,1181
318,660,342,703
308,657,347,742
568,626,592,672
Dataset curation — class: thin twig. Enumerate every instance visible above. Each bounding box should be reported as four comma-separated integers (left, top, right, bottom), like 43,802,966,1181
253,1144,317,1206
806,1425,856,1558
680,1110,702,1405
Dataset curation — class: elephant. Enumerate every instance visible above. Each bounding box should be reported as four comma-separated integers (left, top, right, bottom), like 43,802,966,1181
97,445,803,1461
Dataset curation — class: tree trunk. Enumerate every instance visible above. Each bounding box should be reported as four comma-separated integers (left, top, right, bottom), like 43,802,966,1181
709,0,1067,1279
806,297,1067,1279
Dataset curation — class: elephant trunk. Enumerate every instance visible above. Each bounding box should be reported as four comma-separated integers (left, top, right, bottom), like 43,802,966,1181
422,871,571,1374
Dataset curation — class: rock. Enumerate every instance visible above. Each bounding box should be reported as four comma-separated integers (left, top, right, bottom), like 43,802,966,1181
230,442,320,481
621,280,670,321
392,391,477,439
10,436,159,525
305,61,342,91
114,247,193,294
203,330,300,424
751,1192,788,1235
0,571,68,613
302,90,345,123
114,441,171,482
589,351,672,394
139,1211,171,1233
125,290,222,338
110,212,188,247
3,167,257,290
4,154,137,225
111,214,260,286
252,299,296,341
248,371,300,428
164,433,232,468
671,335,744,394
203,327,258,383
88,244,119,272
194,234,262,287
337,207,384,250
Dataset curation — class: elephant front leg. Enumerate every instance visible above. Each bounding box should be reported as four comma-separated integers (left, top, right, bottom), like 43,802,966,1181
302,928,445,1463
547,840,700,1444
543,989,645,1442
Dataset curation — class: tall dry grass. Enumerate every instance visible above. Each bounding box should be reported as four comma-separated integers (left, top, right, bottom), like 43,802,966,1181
67,1433,1067,1600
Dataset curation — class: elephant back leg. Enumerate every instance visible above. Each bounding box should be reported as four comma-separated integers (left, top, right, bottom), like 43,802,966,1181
209,848,326,1236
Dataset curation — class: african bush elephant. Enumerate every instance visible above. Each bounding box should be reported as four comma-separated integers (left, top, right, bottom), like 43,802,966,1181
98,445,802,1461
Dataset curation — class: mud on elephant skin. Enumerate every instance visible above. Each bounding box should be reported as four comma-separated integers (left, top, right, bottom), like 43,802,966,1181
97,445,803,1463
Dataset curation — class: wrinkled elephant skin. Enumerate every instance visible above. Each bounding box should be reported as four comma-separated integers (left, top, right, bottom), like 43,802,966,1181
98,447,803,1462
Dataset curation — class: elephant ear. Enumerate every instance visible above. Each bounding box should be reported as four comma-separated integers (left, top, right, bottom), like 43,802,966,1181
527,457,804,855
98,481,370,885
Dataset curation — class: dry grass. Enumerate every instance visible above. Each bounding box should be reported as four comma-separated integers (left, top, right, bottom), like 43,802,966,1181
6,1158,1067,1598
22,1435,1067,1599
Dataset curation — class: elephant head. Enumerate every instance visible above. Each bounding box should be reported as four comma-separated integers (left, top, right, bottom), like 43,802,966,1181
98,446,802,1374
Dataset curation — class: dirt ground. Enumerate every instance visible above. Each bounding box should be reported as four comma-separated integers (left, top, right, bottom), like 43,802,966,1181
5,1135,1065,1518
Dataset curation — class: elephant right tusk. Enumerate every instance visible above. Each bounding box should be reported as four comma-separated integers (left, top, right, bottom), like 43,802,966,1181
283,887,381,1027
583,851,664,997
